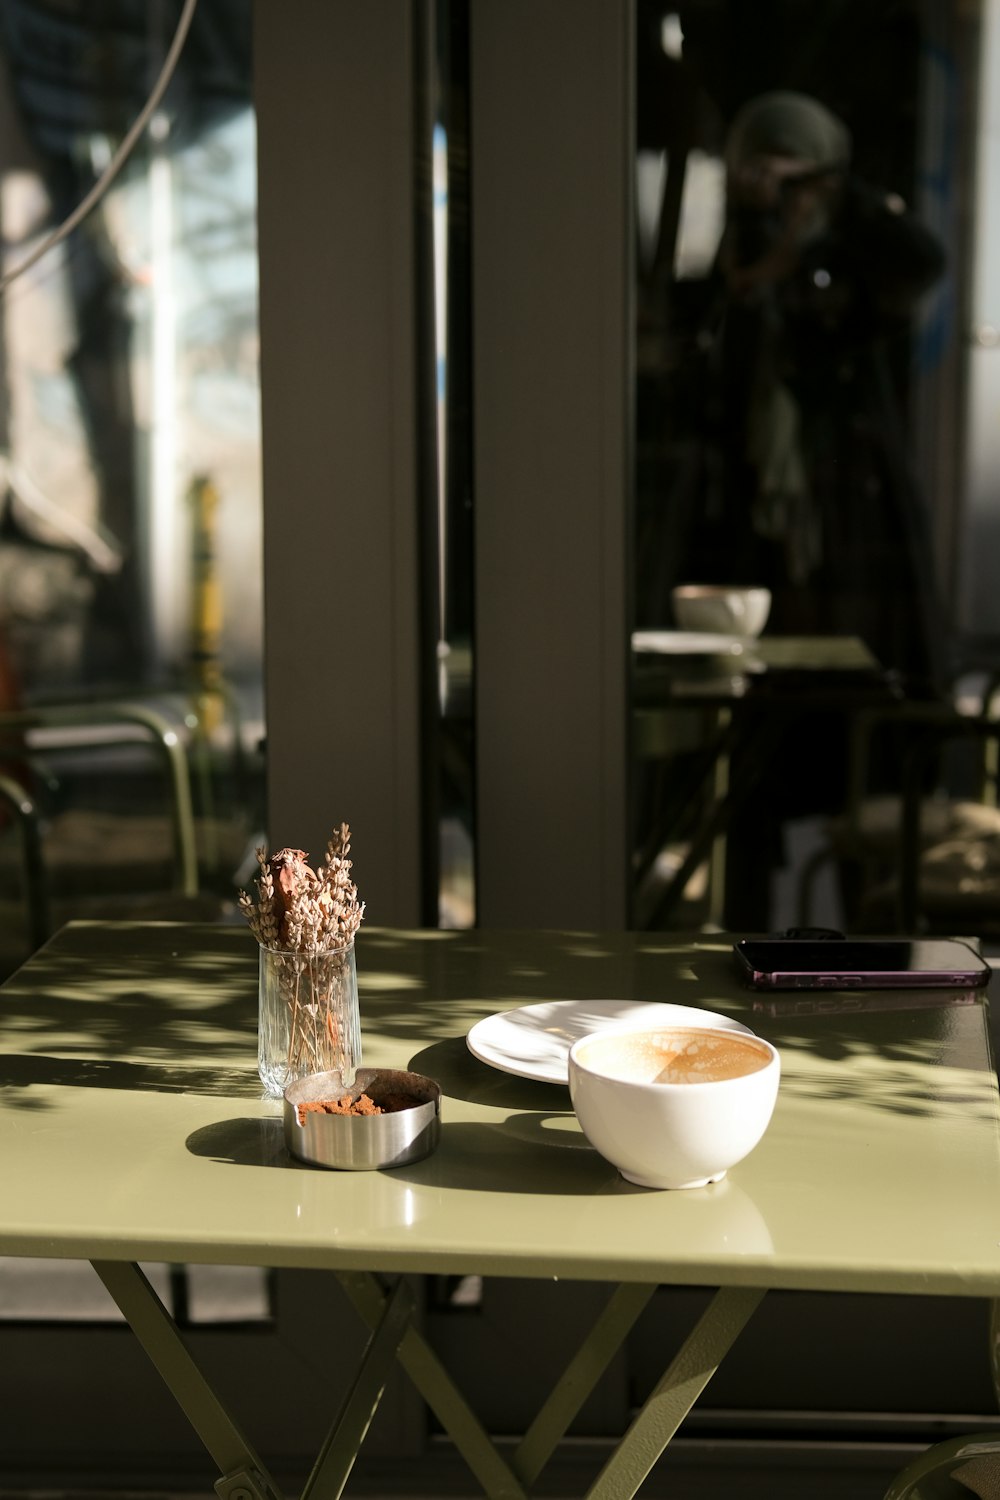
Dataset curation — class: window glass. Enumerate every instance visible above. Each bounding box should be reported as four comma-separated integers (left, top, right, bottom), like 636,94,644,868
632,1,1000,934
420,0,475,927
0,0,263,970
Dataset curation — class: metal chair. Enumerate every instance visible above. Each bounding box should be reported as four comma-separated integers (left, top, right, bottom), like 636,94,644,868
0,700,198,952
797,685,1000,933
883,1304,1000,1498
884,1433,1000,1499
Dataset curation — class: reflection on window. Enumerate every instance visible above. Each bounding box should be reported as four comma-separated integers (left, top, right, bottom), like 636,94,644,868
0,1,263,971
0,1258,272,1326
421,1,474,928
632,1,1000,938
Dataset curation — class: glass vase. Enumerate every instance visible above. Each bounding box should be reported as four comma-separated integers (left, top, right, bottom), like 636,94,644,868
257,941,361,1099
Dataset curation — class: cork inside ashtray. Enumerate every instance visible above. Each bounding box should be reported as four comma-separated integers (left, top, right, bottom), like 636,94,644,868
295,1078,426,1122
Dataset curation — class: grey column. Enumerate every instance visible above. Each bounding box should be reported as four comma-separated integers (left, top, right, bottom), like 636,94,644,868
470,0,634,928
255,0,423,924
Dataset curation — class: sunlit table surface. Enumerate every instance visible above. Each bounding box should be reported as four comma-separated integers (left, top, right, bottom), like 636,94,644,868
0,919,998,1288
1,921,999,1499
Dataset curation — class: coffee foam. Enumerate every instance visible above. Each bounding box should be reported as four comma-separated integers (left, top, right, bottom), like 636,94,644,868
579,1026,771,1085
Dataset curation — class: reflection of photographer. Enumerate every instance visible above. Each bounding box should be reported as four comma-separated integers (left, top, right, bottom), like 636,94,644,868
667,91,946,694
722,100,941,315
723,157,847,300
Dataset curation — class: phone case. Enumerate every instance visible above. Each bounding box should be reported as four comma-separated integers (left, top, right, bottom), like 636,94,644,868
733,939,992,991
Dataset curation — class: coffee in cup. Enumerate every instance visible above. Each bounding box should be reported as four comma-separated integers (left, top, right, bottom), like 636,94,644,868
578,1026,773,1085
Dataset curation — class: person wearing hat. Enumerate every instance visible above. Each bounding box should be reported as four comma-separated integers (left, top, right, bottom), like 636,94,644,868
651,91,947,925
662,89,945,694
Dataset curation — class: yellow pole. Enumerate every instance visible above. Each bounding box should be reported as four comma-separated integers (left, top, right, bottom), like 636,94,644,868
187,474,225,873
188,474,224,737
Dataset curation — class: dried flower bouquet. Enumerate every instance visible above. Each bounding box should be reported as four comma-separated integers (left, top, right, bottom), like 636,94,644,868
241,824,365,1095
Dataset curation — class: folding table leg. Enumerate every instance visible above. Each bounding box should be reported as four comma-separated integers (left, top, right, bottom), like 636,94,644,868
511,1283,657,1488
92,1261,282,1500
585,1284,766,1500
337,1271,528,1500
300,1278,415,1500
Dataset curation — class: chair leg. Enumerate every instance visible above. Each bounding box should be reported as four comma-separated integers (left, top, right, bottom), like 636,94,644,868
0,771,51,950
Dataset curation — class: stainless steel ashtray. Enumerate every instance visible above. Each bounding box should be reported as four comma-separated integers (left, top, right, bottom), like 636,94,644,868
283,1068,441,1171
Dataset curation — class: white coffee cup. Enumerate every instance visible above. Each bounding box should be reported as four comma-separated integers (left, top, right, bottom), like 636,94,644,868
671,584,772,638
568,1023,780,1190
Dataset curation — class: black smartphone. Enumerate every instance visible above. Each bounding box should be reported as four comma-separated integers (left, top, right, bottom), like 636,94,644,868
733,937,991,991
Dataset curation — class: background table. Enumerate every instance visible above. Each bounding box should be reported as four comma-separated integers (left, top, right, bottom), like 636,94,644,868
1,921,999,1498
631,634,895,927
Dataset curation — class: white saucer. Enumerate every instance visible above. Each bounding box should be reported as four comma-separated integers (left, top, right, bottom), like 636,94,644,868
631,630,748,657
466,999,751,1085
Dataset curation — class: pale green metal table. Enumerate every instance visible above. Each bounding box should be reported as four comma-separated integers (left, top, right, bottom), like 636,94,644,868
1,921,999,1499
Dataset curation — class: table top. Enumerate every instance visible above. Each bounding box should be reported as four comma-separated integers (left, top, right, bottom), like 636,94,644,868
631,633,889,706
1,921,999,1297
632,632,880,672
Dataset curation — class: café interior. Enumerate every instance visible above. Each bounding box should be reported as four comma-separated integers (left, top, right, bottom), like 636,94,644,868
2,1,1000,1496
